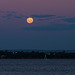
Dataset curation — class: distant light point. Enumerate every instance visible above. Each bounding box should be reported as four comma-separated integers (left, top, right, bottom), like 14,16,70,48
27,17,33,24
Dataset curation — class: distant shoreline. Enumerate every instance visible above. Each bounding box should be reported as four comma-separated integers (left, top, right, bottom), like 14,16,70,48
0,50,75,59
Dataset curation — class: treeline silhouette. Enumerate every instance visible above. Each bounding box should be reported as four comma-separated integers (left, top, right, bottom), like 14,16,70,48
0,50,75,59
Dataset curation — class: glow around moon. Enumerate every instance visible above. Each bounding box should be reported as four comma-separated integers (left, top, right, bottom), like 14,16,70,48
27,17,33,24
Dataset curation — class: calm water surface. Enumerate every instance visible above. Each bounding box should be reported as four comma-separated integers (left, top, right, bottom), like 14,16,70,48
0,59,75,75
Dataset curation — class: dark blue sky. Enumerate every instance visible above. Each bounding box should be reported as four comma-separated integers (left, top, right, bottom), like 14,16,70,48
0,0,75,50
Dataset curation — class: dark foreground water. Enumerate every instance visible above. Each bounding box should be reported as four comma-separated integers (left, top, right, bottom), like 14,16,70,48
0,59,75,75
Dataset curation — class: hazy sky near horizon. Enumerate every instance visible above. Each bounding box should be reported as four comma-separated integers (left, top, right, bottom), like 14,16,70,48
0,0,75,50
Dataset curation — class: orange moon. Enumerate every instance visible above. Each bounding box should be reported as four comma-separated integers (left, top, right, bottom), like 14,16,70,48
27,17,33,24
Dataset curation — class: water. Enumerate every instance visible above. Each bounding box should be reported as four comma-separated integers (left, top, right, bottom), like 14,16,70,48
0,59,75,75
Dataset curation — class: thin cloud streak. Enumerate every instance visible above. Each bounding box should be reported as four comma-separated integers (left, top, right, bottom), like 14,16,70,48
62,18,75,23
31,15,56,18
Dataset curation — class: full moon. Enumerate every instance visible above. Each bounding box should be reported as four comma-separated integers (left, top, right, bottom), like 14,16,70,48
27,17,33,24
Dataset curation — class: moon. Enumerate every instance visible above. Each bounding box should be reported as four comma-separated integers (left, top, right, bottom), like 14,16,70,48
27,17,33,24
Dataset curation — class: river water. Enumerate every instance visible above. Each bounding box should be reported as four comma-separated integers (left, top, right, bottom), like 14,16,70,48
0,59,75,75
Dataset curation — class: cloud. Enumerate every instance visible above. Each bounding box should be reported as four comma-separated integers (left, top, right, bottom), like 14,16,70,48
0,11,5,13
56,16,66,18
11,11,16,13
6,11,16,13
14,15,23,19
38,18,49,21
31,15,56,18
2,16,6,18
62,18,75,23
0,10,26,19
24,23,75,31
2,13,12,19
0,11,16,14
0,11,15,19
6,13,12,17
14,14,28,19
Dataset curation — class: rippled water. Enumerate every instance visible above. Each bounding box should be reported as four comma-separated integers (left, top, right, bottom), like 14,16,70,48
0,59,75,75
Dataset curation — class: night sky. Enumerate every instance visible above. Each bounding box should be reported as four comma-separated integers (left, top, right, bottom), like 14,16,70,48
0,0,75,50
